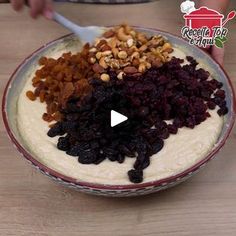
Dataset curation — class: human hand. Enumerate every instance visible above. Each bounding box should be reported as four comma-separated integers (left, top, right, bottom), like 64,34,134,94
197,0,229,66
211,46,225,66
10,0,53,19
204,46,225,66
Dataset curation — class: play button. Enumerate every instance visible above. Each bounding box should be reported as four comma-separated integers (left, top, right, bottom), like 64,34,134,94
111,110,128,127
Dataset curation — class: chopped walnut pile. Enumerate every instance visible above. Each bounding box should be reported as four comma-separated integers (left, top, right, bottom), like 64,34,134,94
91,25,173,80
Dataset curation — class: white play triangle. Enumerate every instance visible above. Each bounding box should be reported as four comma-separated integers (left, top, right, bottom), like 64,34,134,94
111,110,128,127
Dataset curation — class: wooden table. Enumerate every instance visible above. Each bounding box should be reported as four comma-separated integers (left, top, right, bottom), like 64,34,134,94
0,1,236,235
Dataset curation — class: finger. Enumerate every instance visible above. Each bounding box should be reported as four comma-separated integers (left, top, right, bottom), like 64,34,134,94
211,46,225,66
200,45,211,53
10,0,25,11
43,0,54,19
28,0,45,19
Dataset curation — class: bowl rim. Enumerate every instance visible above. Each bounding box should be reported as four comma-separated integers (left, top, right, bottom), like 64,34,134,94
2,26,236,190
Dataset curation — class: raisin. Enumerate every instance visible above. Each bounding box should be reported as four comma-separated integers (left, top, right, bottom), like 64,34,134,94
57,137,70,151
128,169,143,183
78,150,97,164
151,138,164,154
215,89,226,99
47,122,64,137
26,91,36,101
42,113,54,122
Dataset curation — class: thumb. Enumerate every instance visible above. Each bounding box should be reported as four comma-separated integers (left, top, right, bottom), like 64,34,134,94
211,46,225,66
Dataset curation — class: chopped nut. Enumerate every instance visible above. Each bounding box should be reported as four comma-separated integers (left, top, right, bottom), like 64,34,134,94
118,51,128,59
132,58,140,67
127,38,134,47
150,48,157,54
117,27,132,42
126,48,135,56
108,37,117,48
118,42,127,50
99,57,108,69
124,66,138,74
164,47,174,53
102,50,112,56
138,63,146,73
101,44,112,52
109,59,120,69
120,61,131,68
137,32,148,44
100,73,110,82
89,47,97,53
112,48,119,58
131,72,142,77
131,51,140,60
146,62,152,69
89,57,96,64
124,24,132,34
104,56,112,63
130,45,138,52
152,58,163,68
117,71,124,80
161,42,173,53
93,63,105,73
103,30,115,38
96,52,102,60
96,39,107,49
139,44,148,52
151,49,165,62
140,56,147,63
148,37,164,47
94,38,100,46
130,30,136,38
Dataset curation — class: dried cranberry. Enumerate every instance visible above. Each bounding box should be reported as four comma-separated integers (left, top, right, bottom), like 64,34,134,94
217,107,228,116
215,89,226,99
138,106,149,117
167,124,178,134
207,101,216,110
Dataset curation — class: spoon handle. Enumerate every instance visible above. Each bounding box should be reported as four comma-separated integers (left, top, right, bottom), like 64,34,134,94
25,1,81,35
52,12,82,35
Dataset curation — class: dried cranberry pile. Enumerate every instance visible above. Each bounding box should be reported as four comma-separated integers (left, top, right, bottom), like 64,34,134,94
47,56,228,183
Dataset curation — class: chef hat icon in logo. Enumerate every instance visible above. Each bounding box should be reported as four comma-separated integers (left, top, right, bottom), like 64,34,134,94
180,0,196,14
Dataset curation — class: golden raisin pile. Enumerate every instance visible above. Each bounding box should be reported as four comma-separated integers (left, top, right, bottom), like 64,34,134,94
26,44,94,122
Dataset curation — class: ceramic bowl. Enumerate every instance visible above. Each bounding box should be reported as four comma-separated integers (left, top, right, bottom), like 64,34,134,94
2,27,236,197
